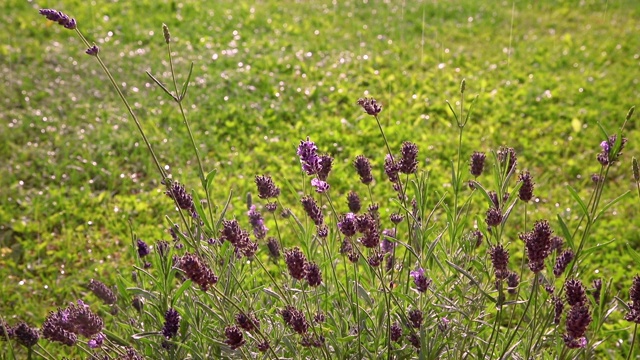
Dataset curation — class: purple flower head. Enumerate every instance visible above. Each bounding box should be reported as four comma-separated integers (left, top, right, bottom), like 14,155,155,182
338,213,357,237
497,146,517,174
564,305,591,347
88,332,106,349
85,45,99,56
354,155,374,185
162,308,181,339
247,205,268,240
625,275,640,323
165,181,195,212
399,142,419,174
177,253,218,291
317,154,333,181
88,279,117,305
284,247,307,280
565,279,587,307
347,191,361,213
13,322,39,348
266,237,280,258
390,323,402,342
507,271,519,294
136,238,150,258
311,178,330,193
600,140,610,153
235,312,260,332
304,262,322,287
592,279,602,304
357,97,383,116
410,268,432,293
408,308,424,329
553,249,574,277
380,238,396,254
553,296,564,324
255,175,281,199
297,137,322,175
470,151,486,177
367,251,384,267
301,195,324,226
42,308,77,346
224,325,245,350
489,244,510,280
384,154,400,183
485,207,502,227
521,220,553,273
518,171,535,202
39,9,77,29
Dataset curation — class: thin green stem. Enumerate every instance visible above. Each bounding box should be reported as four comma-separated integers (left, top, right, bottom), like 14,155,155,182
626,323,638,360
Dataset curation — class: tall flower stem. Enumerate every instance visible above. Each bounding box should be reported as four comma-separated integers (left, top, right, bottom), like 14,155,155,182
626,323,638,360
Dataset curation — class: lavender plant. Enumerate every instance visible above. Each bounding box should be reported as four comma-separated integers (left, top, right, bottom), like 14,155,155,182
2,7,639,359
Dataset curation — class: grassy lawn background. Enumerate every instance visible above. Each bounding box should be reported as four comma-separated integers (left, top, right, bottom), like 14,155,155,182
2,0,640,355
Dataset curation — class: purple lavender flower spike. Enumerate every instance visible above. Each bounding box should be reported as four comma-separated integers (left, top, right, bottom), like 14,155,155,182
297,137,322,175
39,9,77,30
88,332,106,349
85,45,99,56
247,205,268,240
410,268,432,293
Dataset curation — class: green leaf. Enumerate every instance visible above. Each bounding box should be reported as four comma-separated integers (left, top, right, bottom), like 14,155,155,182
171,279,192,306
581,239,615,258
191,189,212,231
556,215,575,250
103,329,130,347
355,282,373,306
126,287,159,301
146,71,177,101
179,62,194,101
205,169,217,192
132,331,161,340
626,243,640,264
446,260,496,303
567,186,589,219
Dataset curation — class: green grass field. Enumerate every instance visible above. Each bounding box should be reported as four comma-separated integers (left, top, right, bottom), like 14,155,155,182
2,0,640,357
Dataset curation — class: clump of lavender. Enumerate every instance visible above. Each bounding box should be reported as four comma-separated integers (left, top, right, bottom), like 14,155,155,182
162,308,181,339
224,325,245,350
354,155,374,185
399,141,419,174
13,322,39,348
39,9,77,29
518,171,534,202
470,151,486,177
347,191,362,213
247,205,268,240
489,244,510,280
255,175,281,199
284,247,307,280
88,279,117,305
624,275,640,323
410,268,432,293
357,97,383,116
177,253,218,291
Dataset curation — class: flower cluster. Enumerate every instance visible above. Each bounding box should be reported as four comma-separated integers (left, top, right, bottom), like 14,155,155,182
177,253,218,291
219,219,258,258
357,97,382,116
255,175,281,199
562,279,592,348
247,205,268,240
624,275,640,323
597,134,628,166
42,300,103,346
410,268,432,293
520,220,553,273
39,9,77,29
88,279,117,305
470,151,486,177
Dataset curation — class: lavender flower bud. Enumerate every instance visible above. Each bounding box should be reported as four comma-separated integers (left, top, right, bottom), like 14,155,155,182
311,178,330,193
177,253,218,291
470,151,486,177
266,237,280,258
592,279,602,304
235,313,260,332
553,296,564,325
407,309,423,329
410,268,432,293
39,9,77,29
13,322,39,348
367,251,384,267
347,191,362,213
0,320,12,341
304,262,322,287
357,97,382,116
485,207,502,227
565,279,587,307
471,230,483,248
297,137,322,175
247,205,268,240
518,171,534,202
384,154,400,183
165,181,194,212
257,340,270,352
521,220,553,273
338,213,357,237
42,309,78,346
85,45,99,56
506,271,519,294
353,155,374,185
88,279,117,305
625,275,640,323
317,154,333,181
284,247,307,280
497,146,517,173
407,333,421,349
553,249,574,277
162,308,181,339
136,238,150,258
301,195,324,226
564,305,591,348
390,323,402,342
88,332,106,349
489,244,510,280
255,175,280,199
224,325,245,350
399,142,419,174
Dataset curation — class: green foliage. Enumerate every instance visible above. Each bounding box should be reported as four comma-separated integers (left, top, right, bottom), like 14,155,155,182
2,0,640,358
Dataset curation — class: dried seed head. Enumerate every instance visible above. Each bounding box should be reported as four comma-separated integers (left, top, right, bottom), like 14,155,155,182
162,23,171,44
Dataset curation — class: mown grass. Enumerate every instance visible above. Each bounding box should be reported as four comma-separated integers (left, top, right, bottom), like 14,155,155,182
2,0,640,357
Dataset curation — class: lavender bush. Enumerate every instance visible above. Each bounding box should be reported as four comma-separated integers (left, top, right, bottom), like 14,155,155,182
2,8,640,359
